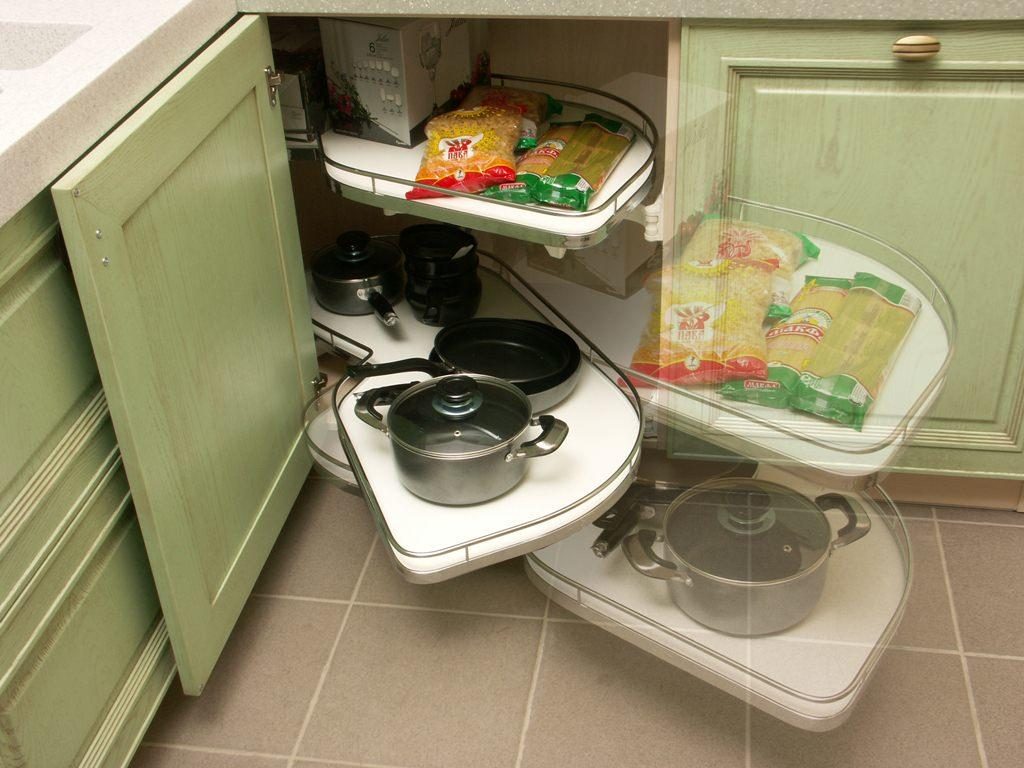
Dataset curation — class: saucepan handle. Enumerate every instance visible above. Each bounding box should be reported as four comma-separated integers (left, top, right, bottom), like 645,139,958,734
348,358,451,379
622,529,689,583
816,493,872,550
353,383,416,433
509,415,568,460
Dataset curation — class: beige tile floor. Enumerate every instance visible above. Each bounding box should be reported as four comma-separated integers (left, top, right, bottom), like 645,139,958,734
132,478,1024,768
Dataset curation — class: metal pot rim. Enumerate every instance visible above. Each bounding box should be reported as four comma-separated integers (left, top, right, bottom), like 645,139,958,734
384,373,533,460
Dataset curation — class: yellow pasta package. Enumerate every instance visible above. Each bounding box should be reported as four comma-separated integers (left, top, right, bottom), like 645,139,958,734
630,254,774,386
407,106,521,200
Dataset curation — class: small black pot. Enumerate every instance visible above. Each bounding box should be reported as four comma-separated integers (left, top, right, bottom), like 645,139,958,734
312,231,403,326
400,224,481,326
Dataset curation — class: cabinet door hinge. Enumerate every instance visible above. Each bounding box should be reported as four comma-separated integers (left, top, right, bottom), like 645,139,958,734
264,66,282,107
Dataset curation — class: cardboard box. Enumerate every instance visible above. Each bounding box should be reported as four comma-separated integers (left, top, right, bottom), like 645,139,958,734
319,17,482,147
525,220,661,299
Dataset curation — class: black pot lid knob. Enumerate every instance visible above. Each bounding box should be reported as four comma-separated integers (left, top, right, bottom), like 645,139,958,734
336,231,373,262
433,375,483,420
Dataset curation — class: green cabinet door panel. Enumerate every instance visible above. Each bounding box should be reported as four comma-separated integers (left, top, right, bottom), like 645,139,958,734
678,25,1024,477
52,15,317,694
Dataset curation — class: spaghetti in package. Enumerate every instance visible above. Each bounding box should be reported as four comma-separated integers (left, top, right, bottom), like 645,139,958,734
720,276,852,408
532,113,633,211
406,106,521,200
481,123,578,204
685,217,820,319
458,85,563,151
791,272,920,430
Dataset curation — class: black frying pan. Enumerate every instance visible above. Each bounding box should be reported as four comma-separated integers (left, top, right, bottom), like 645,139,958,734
347,318,582,410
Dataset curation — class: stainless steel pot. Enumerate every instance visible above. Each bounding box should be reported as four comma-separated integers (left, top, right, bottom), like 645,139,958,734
354,374,569,505
622,479,871,636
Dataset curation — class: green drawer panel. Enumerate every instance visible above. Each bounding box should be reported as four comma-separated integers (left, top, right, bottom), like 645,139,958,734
0,511,160,768
0,193,100,507
0,395,117,621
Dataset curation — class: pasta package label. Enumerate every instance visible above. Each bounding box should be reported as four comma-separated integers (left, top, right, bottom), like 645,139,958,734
481,123,578,205
407,106,520,200
630,257,774,386
720,276,851,408
791,272,920,429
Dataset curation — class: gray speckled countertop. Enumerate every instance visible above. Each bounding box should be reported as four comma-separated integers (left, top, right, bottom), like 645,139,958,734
242,0,1024,21
2,0,1021,228
0,0,236,227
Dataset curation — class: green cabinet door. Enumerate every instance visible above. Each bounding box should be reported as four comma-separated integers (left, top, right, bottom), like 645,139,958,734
678,25,1024,478
52,15,317,694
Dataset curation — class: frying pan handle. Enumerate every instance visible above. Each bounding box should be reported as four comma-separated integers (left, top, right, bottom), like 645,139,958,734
354,383,416,433
367,291,399,327
348,358,451,379
622,530,690,583
509,415,568,461
815,493,872,551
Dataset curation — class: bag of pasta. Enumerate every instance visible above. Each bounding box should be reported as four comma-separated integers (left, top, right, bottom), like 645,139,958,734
458,85,563,151
480,123,578,204
683,217,820,320
791,272,920,430
406,106,521,200
629,254,775,386
720,276,852,408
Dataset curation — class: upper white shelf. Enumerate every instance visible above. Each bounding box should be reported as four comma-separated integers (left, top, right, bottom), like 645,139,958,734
320,75,657,249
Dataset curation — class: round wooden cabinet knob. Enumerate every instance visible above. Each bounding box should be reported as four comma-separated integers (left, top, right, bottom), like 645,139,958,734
892,34,941,61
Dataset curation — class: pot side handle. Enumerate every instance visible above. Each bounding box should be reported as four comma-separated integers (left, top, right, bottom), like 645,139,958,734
816,493,872,551
510,415,568,460
348,358,451,379
622,530,689,582
354,383,416,433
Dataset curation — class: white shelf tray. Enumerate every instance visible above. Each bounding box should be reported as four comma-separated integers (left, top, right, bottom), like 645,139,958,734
525,466,910,731
320,76,656,249
510,203,955,481
307,265,643,583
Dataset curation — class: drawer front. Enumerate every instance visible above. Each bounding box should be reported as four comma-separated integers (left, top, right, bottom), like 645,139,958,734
0,192,100,506
0,511,160,768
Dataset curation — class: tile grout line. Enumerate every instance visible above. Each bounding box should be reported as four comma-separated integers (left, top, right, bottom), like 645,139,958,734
251,592,548,622
932,506,990,768
141,740,418,768
286,537,380,768
931,517,1024,529
513,597,551,768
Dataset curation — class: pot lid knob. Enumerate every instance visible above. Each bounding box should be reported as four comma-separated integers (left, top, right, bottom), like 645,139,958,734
432,376,483,420
335,231,373,262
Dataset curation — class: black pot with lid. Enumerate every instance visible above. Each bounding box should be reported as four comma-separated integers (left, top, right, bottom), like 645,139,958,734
311,231,403,326
354,373,569,505
400,224,481,326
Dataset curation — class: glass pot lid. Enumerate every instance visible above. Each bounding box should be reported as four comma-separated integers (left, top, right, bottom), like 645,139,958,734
312,231,402,283
387,374,532,456
664,479,832,583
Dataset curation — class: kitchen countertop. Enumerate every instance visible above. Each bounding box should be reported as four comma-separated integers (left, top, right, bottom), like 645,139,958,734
0,0,236,227
244,1,1024,21
2,0,1022,228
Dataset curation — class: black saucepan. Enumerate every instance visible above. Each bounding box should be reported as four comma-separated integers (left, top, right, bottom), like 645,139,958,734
347,318,583,411
311,231,403,326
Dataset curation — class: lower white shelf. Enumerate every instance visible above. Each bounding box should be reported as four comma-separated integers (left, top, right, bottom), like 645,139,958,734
308,266,643,583
525,467,910,731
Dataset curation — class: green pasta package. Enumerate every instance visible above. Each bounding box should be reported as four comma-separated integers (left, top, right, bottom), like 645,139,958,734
481,123,578,204
532,113,633,211
720,276,852,408
791,272,921,430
